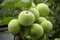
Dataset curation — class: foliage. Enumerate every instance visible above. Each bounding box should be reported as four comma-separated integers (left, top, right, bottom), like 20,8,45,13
0,0,60,40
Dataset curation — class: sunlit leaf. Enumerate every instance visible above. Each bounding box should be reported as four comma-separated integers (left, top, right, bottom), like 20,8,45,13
0,17,14,26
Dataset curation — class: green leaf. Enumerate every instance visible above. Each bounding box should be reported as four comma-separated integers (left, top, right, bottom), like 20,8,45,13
52,29,60,38
1,0,32,9
55,38,60,40
1,0,18,9
34,0,45,4
57,3,60,10
20,26,30,38
48,0,55,3
14,0,32,8
0,17,14,26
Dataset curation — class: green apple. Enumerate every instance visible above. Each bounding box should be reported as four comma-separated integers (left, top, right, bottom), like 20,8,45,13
36,3,49,16
30,23,44,39
55,38,60,40
8,19,20,35
39,34,46,40
29,8,39,22
41,20,53,33
38,17,46,24
18,11,35,26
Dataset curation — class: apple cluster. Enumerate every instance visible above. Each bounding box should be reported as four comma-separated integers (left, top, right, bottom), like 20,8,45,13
8,3,53,40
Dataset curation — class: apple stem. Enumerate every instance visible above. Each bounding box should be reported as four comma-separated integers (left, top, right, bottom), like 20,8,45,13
14,35,16,40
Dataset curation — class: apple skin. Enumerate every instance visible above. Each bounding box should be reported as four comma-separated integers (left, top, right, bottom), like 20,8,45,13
38,17,46,24
39,34,46,40
18,11,35,26
30,23,44,39
8,19,20,35
29,8,39,22
41,20,53,33
36,3,49,17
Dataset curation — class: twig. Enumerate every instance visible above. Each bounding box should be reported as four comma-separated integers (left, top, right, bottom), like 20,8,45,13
14,35,16,40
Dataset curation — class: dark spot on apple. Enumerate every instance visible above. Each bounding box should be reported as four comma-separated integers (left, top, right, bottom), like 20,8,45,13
26,12,29,14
